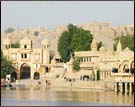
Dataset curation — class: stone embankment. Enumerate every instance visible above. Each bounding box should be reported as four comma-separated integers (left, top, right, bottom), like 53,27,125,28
10,79,114,91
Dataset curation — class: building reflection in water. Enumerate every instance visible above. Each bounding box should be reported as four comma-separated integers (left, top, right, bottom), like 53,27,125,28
1,88,134,105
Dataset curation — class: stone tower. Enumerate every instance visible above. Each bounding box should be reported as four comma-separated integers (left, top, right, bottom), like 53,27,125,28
117,40,122,52
2,37,11,57
41,37,50,64
91,38,98,51
19,37,32,60
20,36,32,49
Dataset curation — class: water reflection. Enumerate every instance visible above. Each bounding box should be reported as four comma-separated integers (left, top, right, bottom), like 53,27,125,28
1,88,134,105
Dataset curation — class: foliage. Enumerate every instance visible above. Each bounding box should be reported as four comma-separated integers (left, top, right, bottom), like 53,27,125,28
11,42,20,48
1,51,15,78
97,41,103,50
58,24,93,62
96,69,100,80
113,35,134,51
5,28,15,33
58,31,71,62
34,31,39,36
72,58,80,71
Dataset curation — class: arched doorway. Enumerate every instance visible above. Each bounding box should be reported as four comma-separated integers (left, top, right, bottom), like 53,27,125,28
11,71,17,82
20,63,31,79
34,71,40,80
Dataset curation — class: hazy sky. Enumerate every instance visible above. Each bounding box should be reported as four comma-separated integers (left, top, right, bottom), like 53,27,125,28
1,1,134,31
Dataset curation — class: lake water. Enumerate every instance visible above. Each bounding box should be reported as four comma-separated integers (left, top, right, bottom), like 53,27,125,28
1,88,134,106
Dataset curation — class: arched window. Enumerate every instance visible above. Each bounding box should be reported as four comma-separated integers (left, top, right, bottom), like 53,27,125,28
24,45,27,49
24,54,27,58
123,64,129,73
21,54,23,58
34,72,40,80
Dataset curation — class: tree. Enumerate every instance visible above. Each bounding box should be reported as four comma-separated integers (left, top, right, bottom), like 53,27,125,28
1,51,15,78
58,31,71,62
72,58,80,71
70,28,93,51
5,28,15,33
34,31,39,36
113,35,134,51
11,42,20,48
58,24,93,62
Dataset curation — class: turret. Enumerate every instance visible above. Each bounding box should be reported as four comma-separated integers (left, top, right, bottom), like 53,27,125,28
117,40,122,52
41,37,50,50
41,37,50,64
91,38,98,51
3,37,11,49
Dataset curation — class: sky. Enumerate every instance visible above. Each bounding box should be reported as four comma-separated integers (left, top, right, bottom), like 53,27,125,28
1,1,134,31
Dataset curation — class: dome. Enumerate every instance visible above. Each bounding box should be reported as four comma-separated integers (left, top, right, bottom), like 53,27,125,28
119,47,134,58
51,59,55,64
99,46,106,51
91,38,97,51
20,37,31,44
3,38,11,44
41,37,50,45
54,52,61,59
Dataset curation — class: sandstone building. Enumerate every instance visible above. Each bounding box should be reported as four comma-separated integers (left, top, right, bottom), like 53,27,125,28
2,36,134,80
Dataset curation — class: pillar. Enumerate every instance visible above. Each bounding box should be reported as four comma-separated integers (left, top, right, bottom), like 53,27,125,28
133,83,134,93
104,72,106,79
101,72,103,80
130,82,132,93
31,67,34,80
88,57,90,62
86,57,87,62
114,82,117,92
17,72,20,80
102,72,104,80
120,82,123,92
83,57,84,63
125,82,128,92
